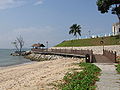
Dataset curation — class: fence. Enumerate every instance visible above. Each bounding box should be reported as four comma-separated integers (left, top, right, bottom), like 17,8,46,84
49,49,93,55
32,48,93,55
103,49,117,63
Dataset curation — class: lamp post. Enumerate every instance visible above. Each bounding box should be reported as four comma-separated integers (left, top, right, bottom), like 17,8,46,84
46,41,48,51
71,40,74,53
100,40,104,50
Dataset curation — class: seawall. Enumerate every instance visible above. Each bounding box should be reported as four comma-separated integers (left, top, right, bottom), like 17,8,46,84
50,45,120,56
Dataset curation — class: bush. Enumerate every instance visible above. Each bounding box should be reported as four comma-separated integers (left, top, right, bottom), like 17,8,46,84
115,35,120,39
116,56,120,63
61,63,101,90
116,64,120,73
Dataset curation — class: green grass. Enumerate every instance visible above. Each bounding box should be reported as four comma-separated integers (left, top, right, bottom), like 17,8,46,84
60,63,101,90
56,35,120,47
116,64,120,73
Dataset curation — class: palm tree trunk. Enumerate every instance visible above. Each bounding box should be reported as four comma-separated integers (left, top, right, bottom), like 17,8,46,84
78,35,80,39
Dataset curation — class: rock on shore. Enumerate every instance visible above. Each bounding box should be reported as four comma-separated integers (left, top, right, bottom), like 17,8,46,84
25,53,85,62
11,51,32,56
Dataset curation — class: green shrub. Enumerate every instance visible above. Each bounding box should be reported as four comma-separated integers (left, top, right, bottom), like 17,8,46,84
61,63,101,90
116,64,120,73
116,56,120,63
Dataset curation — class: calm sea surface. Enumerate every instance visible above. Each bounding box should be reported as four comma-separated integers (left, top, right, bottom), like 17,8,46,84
0,49,31,67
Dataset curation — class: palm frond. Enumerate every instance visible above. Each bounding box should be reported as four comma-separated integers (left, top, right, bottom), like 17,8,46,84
69,24,82,38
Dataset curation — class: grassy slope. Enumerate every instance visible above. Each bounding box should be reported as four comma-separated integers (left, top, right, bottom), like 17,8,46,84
56,35,120,47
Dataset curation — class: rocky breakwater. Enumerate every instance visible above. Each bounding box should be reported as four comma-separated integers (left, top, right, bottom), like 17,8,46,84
25,53,85,62
11,51,31,56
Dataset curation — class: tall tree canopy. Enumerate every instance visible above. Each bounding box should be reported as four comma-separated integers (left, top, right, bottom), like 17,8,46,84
96,0,120,22
69,24,81,38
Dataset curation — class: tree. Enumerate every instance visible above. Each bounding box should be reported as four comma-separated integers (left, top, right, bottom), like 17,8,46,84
12,40,19,51
12,36,24,55
69,24,81,39
96,0,120,22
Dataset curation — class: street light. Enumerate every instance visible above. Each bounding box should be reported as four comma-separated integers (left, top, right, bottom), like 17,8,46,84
100,40,104,50
46,41,48,51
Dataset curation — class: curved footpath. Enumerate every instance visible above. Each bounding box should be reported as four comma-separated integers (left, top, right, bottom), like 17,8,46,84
94,63,120,90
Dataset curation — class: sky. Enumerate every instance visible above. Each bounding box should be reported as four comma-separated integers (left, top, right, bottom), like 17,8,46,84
0,0,118,49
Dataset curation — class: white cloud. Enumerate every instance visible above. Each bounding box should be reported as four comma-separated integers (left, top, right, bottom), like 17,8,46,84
34,0,43,5
0,0,26,10
0,0,43,10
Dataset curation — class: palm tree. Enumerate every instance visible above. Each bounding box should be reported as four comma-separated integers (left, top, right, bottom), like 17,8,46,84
69,24,81,39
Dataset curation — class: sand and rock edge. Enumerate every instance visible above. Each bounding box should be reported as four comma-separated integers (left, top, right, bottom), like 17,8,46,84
0,58,84,90
24,53,85,61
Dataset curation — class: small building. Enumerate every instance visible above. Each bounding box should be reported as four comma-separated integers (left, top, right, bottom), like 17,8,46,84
112,22,120,36
32,43,45,49
31,43,45,52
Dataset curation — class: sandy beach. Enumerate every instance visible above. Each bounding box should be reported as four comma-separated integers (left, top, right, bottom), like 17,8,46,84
0,58,81,90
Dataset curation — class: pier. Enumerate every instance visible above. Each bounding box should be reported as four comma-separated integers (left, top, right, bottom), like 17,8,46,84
31,48,95,63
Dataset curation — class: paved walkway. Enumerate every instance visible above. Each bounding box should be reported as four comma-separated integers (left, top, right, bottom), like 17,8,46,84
94,63,120,90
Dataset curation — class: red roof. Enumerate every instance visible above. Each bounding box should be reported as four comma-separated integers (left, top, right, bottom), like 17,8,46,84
32,43,45,47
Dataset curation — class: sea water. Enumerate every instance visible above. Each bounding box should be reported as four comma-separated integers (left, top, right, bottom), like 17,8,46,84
0,49,31,67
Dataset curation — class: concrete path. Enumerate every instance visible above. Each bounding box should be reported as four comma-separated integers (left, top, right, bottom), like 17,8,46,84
94,63,120,90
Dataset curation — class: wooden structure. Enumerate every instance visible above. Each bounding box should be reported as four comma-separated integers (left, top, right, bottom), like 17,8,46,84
32,43,45,49
31,48,95,63
103,49,117,63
